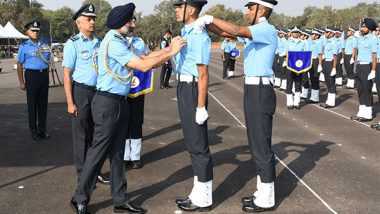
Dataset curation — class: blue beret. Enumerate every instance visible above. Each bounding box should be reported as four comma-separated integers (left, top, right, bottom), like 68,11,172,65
73,4,97,20
106,3,136,29
362,18,377,31
24,21,40,30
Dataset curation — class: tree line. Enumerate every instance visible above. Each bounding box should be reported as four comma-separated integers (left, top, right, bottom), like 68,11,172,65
0,0,379,44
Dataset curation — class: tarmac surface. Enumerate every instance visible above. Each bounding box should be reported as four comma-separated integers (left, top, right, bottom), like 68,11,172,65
0,50,379,214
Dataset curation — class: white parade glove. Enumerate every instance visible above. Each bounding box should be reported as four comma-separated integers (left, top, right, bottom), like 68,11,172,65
282,61,287,67
340,58,344,64
196,107,209,125
194,15,214,34
368,70,376,80
317,64,323,73
350,58,355,64
330,68,336,76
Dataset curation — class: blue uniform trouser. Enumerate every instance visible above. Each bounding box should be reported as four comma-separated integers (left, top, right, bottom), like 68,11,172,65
244,82,276,183
376,63,380,102
71,84,96,181
126,95,145,139
222,52,230,79
303,58,320,90
322,61,336,93
25,69,49,134
355,64,373,106
177,82,213,182
344,54,356,80
160,63,172,87
74,92,130,206
336,53,343,79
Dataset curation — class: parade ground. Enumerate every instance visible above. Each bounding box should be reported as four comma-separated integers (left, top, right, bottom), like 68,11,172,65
0,50,379,214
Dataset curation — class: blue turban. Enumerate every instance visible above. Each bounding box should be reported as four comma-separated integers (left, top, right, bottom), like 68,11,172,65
106,3,136,29
362,18,377,31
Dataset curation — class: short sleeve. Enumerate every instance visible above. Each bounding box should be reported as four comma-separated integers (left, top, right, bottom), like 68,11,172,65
193,34,211,65
221,42,225,51
161,41,167,49
17,45,25,63
353,38,358,48
371,38,377,54
108,39,136,66
62,40,76,69
249,25,272,44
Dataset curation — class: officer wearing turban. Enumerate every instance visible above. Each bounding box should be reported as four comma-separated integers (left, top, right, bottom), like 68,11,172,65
350,18,378,122
70,3,186,213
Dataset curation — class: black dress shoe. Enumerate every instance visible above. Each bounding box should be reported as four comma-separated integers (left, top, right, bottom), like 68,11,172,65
39,132,50,140
242,202,274,213
306,99,318,104
357,117,372,122
294,105,301,109
241,196,255,205
131,160,142,169
114,202,146,214
370,123,380,129
175,197,191,205
320,103,334,108
96,174,110,185
178,200,212,212
31,132,40,141
165,85,173,88
287,106,294,110
342,86,354,90
70,198,90,214
350,116,359,121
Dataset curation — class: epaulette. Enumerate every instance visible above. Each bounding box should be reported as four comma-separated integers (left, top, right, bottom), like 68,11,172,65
114,34,124,41
69,35,79,42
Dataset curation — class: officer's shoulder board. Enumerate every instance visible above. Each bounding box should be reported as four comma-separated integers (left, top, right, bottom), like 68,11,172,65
69,35,80,42
114,34,124,41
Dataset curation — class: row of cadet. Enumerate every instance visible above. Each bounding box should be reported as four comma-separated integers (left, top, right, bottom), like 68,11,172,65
271,21,380,124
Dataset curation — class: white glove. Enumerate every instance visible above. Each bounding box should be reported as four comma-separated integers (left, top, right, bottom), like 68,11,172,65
340,58,344,64
194,15,214,34
350,58,355,64
196,107,209,125
282,61,287,67
317,64,323,73
330,68,336,76
368,70,376,80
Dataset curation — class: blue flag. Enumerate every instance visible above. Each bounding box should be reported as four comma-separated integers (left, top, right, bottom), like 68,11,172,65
128,69,154,98
230,49,240,60
286,51,312,74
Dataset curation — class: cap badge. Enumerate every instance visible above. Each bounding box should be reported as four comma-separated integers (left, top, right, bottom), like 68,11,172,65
89,5,94,12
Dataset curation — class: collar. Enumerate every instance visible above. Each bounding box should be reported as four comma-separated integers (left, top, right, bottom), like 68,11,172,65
184,22,195,34
79,32,98,43
111,30,126,42
28,39,41,46
258,17,267,23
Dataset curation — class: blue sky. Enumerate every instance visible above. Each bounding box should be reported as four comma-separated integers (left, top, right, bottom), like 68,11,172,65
36,0,378,16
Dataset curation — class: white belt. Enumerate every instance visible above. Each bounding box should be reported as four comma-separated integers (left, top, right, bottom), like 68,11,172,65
245,76,272,85
358,62,370,65
324,59,333,62
179,74,198,82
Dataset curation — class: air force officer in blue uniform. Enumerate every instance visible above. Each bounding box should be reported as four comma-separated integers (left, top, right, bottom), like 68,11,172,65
17,21,51,141
70,3,186,214
196,0,278,212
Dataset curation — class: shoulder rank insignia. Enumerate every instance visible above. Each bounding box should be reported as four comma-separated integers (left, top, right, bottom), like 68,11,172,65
69,35,79,42
114,34,124,41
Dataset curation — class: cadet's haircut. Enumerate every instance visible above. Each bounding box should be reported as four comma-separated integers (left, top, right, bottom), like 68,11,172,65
165,30,172,35
261,5,273,19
